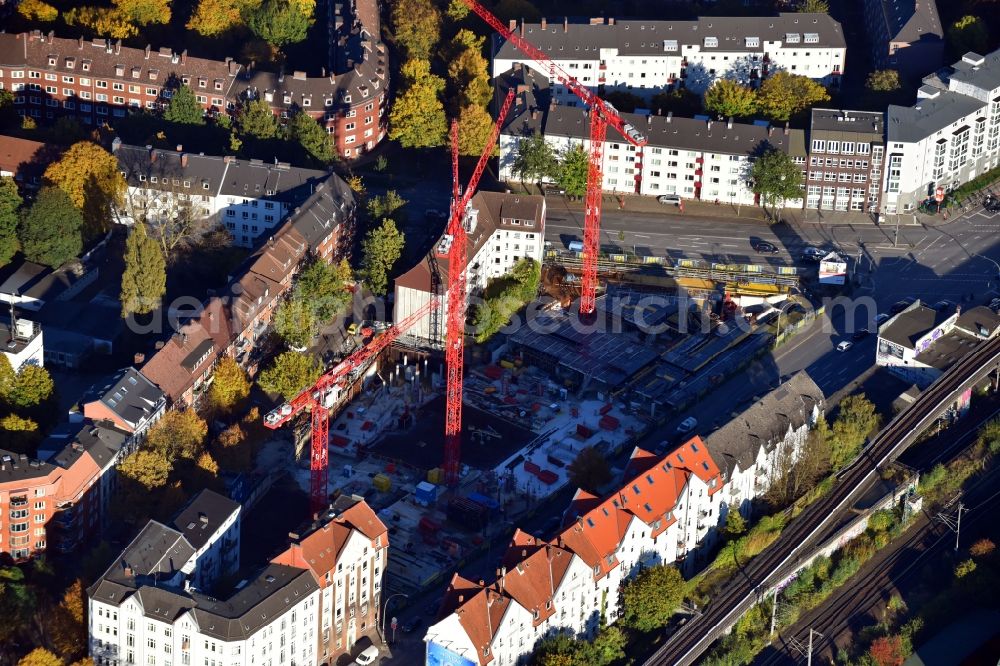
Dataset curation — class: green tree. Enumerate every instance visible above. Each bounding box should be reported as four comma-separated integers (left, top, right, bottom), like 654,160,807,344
273,295,319,348
445,0,469,21
118,449,173,490
147,409,209,460
43,141,125,236
621,564,685,632
579,626,627,666
948,16,989,57
5,364,55,410
749,148,804,219
0,176,21,267
866,69,901,92
704,79,758,118
725,509,747,537
0,354,13,397
18,189,83,267
237,98,281,139
297,257,353,320
757,72,830,122
651,88,703,117
163,85,206,125
287,111,334,163
511,134,557,186
244,0,313,47
258,351,323,399
389,60,448,148
456,104,496,156
829,393,880,469
392,0,442,60
208,356,251,412
556,145,589,198
367,190,408,222
533,633,579,666
361,218,405,296
567,446,611,493
798,0,829,12
120,223,166,317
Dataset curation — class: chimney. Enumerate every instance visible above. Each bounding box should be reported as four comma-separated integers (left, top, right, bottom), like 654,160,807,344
520,20,525,37
181,49,187,65
150,148,157,163
78,36,84,50
115,39,121,55
647,114,652,126
176,144,183,152
508,19,516,31
667,111,673,123
564,17,569,33
541,17,546,30
144,44,151,60
784,121,789,135
134,352,145,364
48,30,55,42
768,125,774,136
608,17,615,25
707,119,713,130
727,116,733,129
458,594,465,603
181,153,188,168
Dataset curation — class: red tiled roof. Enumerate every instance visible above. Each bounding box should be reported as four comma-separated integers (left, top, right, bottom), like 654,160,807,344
142,321,216,403
667,436,723,495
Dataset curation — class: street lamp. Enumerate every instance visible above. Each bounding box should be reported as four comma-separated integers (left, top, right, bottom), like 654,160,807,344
379,593,408,645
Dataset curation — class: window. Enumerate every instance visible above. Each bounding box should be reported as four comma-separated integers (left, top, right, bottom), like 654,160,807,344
812,140,825,153
827,141,840,154
745,37,759,47
704,37,718,47
786,32,800,43
804,33,819,44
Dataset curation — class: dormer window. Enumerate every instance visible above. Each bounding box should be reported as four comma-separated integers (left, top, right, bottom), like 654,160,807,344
115,65,125,77
132,67,141,79
214,80,223,91
198,78,207,88
48,56,57,67
325,98,333,106
182,76,191,85
64,58,75,69
82,61,91,72
283,95,292,104
148,69,158,80
302,98,311,107
703,36,718,47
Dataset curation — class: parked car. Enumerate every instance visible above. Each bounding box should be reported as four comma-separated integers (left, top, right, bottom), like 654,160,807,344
837,341,854,352
543,186,566,196
353,646,380,666
875,313,890,326
753,241,779,254
890,298,915,315
852,329,870,341
657,194,681,205
568,240,584,252
934,299,956,313
801,246,825,261
675,416,698,434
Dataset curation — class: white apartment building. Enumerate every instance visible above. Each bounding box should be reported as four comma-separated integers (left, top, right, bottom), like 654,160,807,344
493,14,845,97
112,139,330,247
394,192,546,344
884,49,1000,213
424,437,725,666
499,67,806,205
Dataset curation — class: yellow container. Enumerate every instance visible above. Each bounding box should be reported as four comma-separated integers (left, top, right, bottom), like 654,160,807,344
484,386,497,394
373,474,392,492
499,360,515,369
428,468,443,484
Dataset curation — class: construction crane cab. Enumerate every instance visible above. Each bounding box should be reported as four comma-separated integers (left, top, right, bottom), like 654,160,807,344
623,123,647,146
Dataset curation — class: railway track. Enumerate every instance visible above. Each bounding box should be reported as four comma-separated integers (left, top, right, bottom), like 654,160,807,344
645,335,1000,666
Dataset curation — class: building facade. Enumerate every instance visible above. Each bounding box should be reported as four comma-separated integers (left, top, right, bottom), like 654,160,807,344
884,50,1000,214
394,192,546,344
82,367,166,441
860,0,943,80
805,108,885,213
493,14,845,97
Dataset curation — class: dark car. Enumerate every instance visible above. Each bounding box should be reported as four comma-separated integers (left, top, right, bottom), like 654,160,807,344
934,299,956,313
852,328,870,341
401,617,424,634
754,241,779,254
890,298,915,315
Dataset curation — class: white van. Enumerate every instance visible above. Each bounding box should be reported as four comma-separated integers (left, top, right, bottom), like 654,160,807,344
353,645,380,665
568,240,584,252
657,194,681,205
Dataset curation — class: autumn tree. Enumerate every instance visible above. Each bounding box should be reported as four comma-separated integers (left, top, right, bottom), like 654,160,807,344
17,649,63,666
120,223,166,317
258,351,323,399
621,564,685,631
237,98,281,140
829,394,880,469
44,141,125,235
866,69,901,92
117,449,173,490
113,0,171,26
0,176,21,268
970,538,996,558
65,7,140,39
757,72,830,122
556,145,589,198
389,59,448,148
704,79,758,118
392,0,442,60
798,0,829,12
214,423,254,470
748,148,803,219
568,446,612,493
447,32,491,110
18,187,82,268
47,579,87,660
456,104,496,156
147,409,209,460
948,16,989,57
4,364,55,410
208,356,251,412
244,0,314,48
187,0,261,36
868,635,905,666
287,111,334,164
17,0,59,21
163,85,205,125
361,218,405,296
0,414,41,452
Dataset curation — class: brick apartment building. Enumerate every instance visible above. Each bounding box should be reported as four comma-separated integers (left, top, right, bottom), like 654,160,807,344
0,0,387,158
805,108,885,213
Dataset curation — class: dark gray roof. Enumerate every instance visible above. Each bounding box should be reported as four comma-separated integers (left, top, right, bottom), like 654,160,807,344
955,305,1000,338
913,327,989,371
217,158,327,203
287,173,356,251
495,14,845,61
104,520,196,586
879,302,950,349
704,371,824,479
189,564,319,640
0,449,57,483
171,489,240,551
948,50,1000,97
114,141,229,193
48,420,129,472
810,108,884,139
83,367,165,430
887,91,985,143
0,260,90,302
874,0,943,43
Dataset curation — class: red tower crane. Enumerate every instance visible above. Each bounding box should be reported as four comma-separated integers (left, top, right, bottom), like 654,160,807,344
262,298,438,513
459,0,647,314
442,88,516,485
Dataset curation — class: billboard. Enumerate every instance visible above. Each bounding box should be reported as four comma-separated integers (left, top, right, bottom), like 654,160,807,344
818,252,847,285
427,642,477,666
